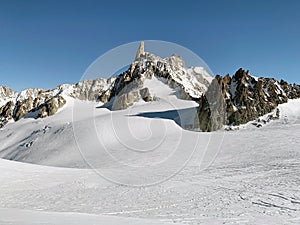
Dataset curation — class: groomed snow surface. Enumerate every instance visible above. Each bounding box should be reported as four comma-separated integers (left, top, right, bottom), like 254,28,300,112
0,79,300,224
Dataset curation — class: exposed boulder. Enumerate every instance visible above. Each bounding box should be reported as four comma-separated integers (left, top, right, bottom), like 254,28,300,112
111,81,152,110
139,87,152,102
112,91,140,111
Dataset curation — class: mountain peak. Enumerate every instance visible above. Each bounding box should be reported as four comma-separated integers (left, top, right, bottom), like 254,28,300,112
135,41,145,59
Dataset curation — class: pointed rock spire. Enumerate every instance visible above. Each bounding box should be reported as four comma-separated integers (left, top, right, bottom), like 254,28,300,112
135,41,145,59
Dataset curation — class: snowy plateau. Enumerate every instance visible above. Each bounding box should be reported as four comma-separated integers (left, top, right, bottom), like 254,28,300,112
0,49,300,224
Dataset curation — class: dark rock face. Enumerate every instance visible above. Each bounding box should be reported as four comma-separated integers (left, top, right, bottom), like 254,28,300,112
198,68,300,131
0,101,15,128
198,77,226,132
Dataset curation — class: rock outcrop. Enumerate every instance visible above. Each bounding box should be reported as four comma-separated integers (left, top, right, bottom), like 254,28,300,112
112,90,140,111
38,95,66,118
139,87,152,102
0,76,119,127
197,68,300,131
0,86,14,99
70,78,115,101
0,87,67,127
198,77,227,131
135,41,145,59
0,101,15,128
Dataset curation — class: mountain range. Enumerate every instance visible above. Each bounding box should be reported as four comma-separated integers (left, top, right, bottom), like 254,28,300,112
1,42,299,131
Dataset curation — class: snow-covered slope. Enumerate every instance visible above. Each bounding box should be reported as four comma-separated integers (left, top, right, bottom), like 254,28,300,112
0,78,200,168
0,98,299,224
0,208,173,225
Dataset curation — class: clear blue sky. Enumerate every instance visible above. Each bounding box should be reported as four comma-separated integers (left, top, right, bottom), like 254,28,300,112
1,0,300,91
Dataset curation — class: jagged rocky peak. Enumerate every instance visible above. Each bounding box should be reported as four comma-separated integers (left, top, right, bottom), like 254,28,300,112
135,41,145,59
197,68,300,131
0,86,14,99
0,76,120,128
0,85,68,128
109,43,213,110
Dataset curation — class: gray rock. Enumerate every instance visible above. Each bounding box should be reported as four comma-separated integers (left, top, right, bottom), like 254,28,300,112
139,88,152,102
197,68,300,131
112,91,140,110
71,78,113,101
197,78,226,132
14,96,34,121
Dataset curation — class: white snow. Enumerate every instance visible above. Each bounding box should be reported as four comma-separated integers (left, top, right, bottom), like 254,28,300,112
134,52,213,99
275,81,286,96
0,91,300,224
250,74,259,81
0,208,172,225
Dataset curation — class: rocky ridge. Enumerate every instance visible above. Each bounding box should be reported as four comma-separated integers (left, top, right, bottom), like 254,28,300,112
2,42,299,131
0,44,212,128
0,77,117,128
198,68,300,131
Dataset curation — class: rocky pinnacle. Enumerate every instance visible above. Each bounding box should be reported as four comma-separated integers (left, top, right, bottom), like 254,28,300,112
135,41,145,59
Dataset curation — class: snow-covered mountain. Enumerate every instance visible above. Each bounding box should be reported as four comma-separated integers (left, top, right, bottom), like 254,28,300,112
1,43,300,133
0,43,212,128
